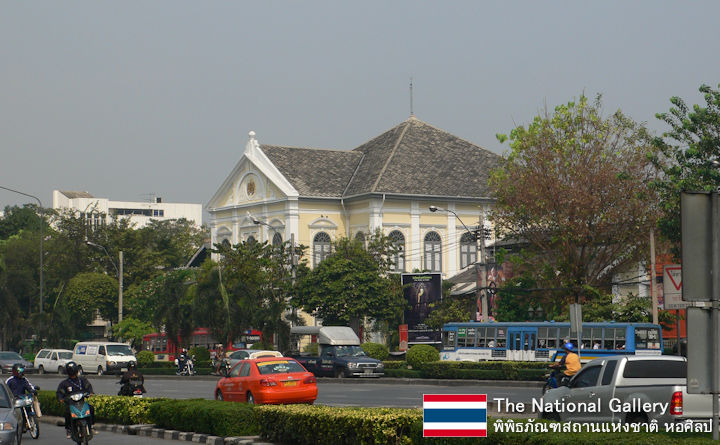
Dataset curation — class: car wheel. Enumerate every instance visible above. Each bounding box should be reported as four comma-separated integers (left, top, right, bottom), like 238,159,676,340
37,366,44,375
97,366,104,376
246,392,255,404
216,390,224,401
16,424,22,445
334,368,345,378
58,366,64,374
77,366,83,375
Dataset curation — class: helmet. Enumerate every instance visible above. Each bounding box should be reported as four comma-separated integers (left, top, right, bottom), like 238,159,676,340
182,348,187,354
563,342,575,352
128,361,137,370
65,361,79,377
12,364,25,378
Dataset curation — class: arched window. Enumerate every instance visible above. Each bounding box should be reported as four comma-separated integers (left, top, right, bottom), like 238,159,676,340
460,232,477,269
221,239,231,249
246,235,256,245
355,231,365,244
272,232,283,247
313,232,332,267
424,231,442,272
388,230,405,272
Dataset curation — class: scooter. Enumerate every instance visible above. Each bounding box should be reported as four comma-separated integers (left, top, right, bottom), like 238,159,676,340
65,392,93,445
175,355,196,376
117,379,145,398
18,388,40,439
542,366,570,394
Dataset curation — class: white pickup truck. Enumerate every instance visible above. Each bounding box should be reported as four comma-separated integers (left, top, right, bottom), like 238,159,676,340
540,355,715,425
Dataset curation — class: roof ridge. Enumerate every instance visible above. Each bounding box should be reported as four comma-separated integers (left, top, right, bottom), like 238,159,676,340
341,152,366,198
261,144,357,154
370,120,411,192
410,119,499,157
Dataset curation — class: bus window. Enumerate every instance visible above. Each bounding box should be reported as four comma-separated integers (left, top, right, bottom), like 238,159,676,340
496,328,506,348
486,327,496,347
582,327,591,349
559,327,570,344
442,330,456,351
615,329,626,350
547,327,558,348
476,327,486,347
603,328,616,349
635,327,661,349
466,327,476,348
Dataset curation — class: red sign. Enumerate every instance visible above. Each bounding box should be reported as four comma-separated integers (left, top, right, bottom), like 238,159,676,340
399,324,408,351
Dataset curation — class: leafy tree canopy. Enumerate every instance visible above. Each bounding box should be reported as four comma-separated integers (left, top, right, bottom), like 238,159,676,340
491,94,659,303
651,83,720,255
296,234,404,326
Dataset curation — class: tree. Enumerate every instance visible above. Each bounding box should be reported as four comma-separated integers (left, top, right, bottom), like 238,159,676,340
296,236,404,327
64,272,118,327
491,94,659,304
112,317,154,349
650,83,720,253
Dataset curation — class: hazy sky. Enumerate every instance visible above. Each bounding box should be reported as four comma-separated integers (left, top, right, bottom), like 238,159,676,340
2,2,719,215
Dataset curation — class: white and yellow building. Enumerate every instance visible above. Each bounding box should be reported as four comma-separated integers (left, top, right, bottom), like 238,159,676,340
207,116,500,280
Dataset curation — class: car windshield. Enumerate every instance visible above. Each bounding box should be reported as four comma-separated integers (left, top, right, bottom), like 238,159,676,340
0,387,9,408
0,352,23,360
334,346,367,357
256,360,306,375
106,345,133,356
58,352,73,359
230,351,248,359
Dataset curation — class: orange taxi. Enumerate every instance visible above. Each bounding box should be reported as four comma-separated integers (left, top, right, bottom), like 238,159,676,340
214,357,317,404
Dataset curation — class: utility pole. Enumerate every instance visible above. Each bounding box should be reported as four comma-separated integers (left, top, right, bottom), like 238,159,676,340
650,229,658,325
118,251,124,323
478,213,488,323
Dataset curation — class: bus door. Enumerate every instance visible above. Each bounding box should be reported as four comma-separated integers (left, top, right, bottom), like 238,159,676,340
507,328,537,361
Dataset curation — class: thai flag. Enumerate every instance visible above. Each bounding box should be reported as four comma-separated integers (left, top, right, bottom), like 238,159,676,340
423,394,487,437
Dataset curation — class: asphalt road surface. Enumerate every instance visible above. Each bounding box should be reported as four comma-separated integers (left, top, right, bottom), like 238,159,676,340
25,420,192,445
29,375,541,407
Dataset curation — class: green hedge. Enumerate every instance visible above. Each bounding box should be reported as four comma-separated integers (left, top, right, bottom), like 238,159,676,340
379,361,547,380
37,390,162,424
406,345,439,369
139,367,213,375
149,399,260,436
255,404,420,445
35,392,713,444
361,342,390,361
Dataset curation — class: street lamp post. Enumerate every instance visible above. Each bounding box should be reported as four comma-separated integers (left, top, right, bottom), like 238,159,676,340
0,185,44,314
86,241,123,323
429,205,489,322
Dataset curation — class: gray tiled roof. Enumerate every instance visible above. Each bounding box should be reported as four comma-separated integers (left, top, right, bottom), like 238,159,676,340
261,145,363,197
259,117,501,199
346,117,501,197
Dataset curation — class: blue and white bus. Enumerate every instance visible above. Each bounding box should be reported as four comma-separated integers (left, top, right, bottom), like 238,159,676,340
441,321,662,363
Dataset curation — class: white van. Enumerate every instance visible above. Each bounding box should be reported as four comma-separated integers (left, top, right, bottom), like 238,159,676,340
72,342,137,375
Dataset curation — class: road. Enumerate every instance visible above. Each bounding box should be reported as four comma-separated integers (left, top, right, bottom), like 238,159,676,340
29,375,541,408
24,421,192,445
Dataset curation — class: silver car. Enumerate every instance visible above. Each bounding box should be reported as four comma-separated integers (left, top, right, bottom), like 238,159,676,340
0,382,21,445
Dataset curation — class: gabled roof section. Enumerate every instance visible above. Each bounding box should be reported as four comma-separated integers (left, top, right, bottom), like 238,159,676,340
260,145,363,197
345,117,501,198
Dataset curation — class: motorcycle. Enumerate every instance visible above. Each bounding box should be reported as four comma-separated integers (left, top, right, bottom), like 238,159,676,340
542,366,570,395
117,379,145,398
175,354,196,376
18,388,40,439
65,392,93,445
212,357,230,376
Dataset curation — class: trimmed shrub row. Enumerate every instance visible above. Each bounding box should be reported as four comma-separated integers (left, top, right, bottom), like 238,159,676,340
149,399,260,436
36,391,712,444
381,360,547,380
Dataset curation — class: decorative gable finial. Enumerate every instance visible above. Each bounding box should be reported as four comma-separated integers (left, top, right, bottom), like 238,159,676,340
249,131,256,141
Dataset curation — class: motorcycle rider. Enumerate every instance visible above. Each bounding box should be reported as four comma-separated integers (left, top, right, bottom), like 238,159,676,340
5,364,37,398
176,348,188,374
56,361,96,439
118,361,146,396
549,342,581,386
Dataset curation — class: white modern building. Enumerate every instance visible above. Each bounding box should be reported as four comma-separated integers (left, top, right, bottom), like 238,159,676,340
53,190,203,228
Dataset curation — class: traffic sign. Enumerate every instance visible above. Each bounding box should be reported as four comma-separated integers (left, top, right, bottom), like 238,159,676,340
663,265,689,309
